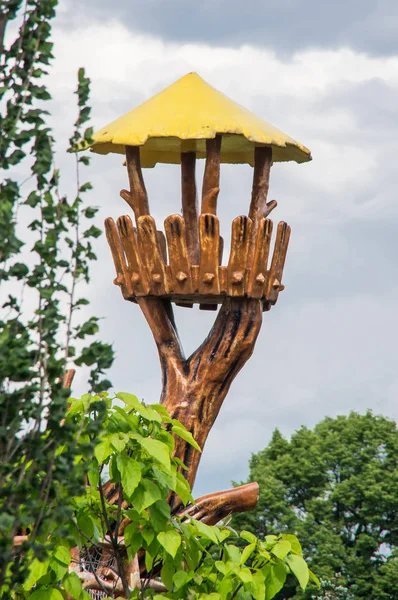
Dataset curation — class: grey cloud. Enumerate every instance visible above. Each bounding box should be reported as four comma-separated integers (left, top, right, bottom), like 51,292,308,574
65,0,398,57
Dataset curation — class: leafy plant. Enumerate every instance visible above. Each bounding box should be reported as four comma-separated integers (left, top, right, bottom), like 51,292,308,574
13,393,317,600
0,1,114,593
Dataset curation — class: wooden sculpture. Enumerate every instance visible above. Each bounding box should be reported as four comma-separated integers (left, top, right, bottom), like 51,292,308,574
85,72,311,593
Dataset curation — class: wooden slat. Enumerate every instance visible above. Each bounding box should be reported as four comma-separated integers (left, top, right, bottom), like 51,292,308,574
125,146,150,220
247,218,273,299
265,221,291,304
227,216,252,296
164,214,194,295
105,217,133,298
137,215,168,295
157,230,168,264
201,135,221,215
181,152,199,265
198,214,220,296
116,214,150,296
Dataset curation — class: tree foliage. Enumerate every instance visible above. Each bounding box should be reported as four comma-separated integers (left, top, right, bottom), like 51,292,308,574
7,393,316,600
0,1,114,592
232,412,398,599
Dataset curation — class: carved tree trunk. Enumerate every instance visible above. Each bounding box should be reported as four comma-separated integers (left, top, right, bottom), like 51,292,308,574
138,296,262,511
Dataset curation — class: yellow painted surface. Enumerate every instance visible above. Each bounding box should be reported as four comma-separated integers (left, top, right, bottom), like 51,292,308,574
89,73,311,166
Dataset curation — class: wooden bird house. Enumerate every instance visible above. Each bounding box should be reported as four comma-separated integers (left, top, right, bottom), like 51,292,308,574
85,71,311,526
91,73,311,312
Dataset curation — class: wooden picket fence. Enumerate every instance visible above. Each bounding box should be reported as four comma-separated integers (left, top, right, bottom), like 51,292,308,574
105,213,290,310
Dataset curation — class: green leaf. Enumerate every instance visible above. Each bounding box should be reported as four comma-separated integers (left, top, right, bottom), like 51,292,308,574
309,569,321,587
139,437,171,469
173,569,189,590
241,542,256,564
264,563,287,600
191,519,219,544
280,533,302,555
141,479,162,509
117,393,163,423
109,433,128,453
157,529,181,558
149,500,171,531
124,523,144,559
271,540,291,560
175,471,194,505
94,439,113,463
30,589,64,600
63,572,83,599
116,454,141,497
286,554,309,590
238,567,253,583
240,530,257,544
23,558,49,590
161,558,175,590
172,425,201,451
53,545,71,566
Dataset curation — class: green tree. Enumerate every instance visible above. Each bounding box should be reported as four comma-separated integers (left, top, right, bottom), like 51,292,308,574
232,412,398,599
0,1,114,593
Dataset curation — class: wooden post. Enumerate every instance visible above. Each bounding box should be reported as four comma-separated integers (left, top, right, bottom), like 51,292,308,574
138,296,262,512
181,152,199,265
247,146,275,265
125,145,150,220
201,135,221,215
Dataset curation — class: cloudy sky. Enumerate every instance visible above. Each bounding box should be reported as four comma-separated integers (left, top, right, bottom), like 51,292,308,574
9,1,398,497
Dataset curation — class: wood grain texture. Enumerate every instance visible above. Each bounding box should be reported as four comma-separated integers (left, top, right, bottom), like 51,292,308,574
117,214,150,296
181,152,199,265
176,483,259,525
105,217,134,299
164,214,194,295
138,295,263,512
266,221,291,304
198,214,220,296
125,145,150,220
247,218,273,299
247,146,273,266
227,216,252,296
137,215,169,295
201,135,221,214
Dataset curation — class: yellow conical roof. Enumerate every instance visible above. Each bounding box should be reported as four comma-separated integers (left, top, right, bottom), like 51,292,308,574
90,73,311,167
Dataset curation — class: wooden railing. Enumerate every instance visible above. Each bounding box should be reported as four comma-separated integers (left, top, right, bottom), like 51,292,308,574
105,213,290,310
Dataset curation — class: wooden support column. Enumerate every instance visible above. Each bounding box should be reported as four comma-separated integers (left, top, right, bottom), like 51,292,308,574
138,296,263,512
201,135,221,215
181,152,199,265
123,145,150,221
247,146,276,265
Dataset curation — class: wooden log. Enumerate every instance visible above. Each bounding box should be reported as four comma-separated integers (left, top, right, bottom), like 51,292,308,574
247,146,273,265
105,217,134,298
63,369,75,390
201,135,221,214
125,146,150,220
198,214,220,296
181,152,199,265
227,216,252,297
164,214,194,295
137,215,168,295
247,218,273,299
266,221,290,304
176,482,259,525
116,215,150,296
